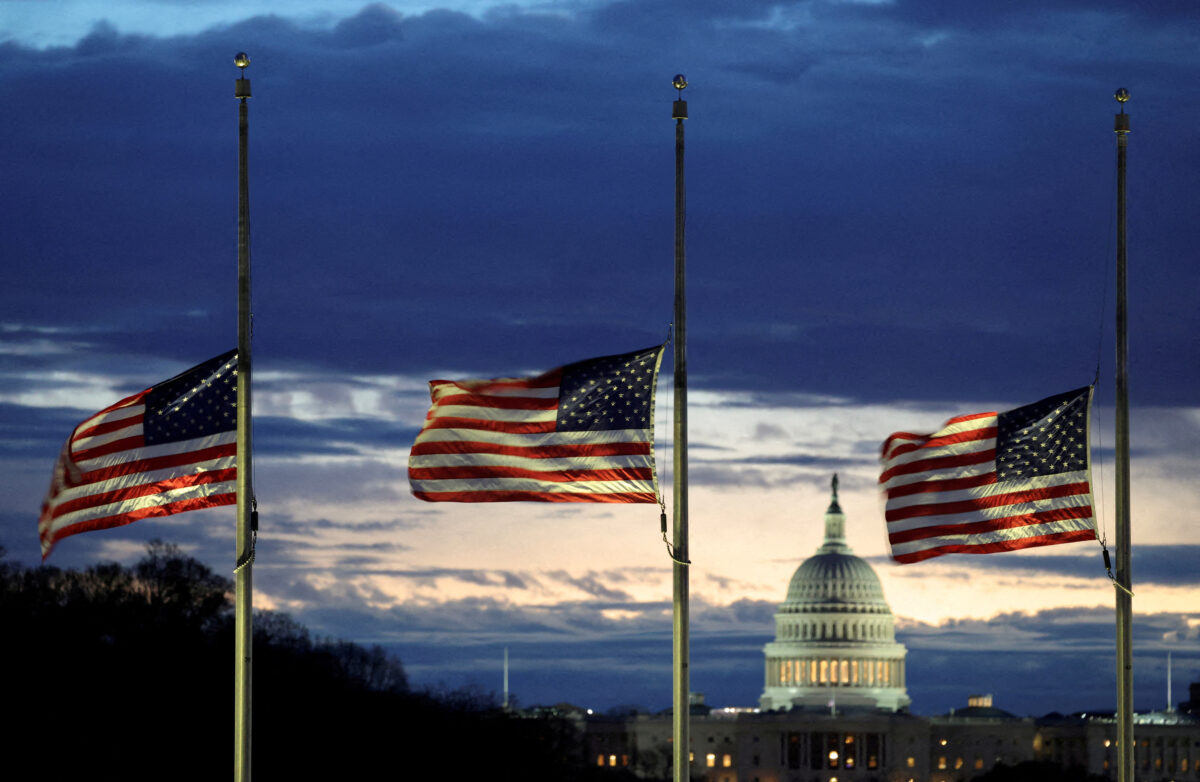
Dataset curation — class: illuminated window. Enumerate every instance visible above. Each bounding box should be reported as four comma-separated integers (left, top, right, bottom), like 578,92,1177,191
722,754,732,767
955,757,964,770
608,755,617,767
689,752,694,762
852,660,859,685
906,757,915,768
975,757,984,770
866,734,880,769
938,756,947,770
820,659,828,684
621,755,629,767
706,753,716,768
840,659,849,684
596,755,605,767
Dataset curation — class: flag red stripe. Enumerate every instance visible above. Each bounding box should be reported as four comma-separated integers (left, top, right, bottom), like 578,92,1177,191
882,425,996,461
418,417,558,434
73,411,145,442
409,440,650,458
879,448,995,484
44,492,238,549
887,504,1094,545
432,393,559,411
891,528,1098,564
46,468,238,521
71,434,147,463
410,489,658,503
408,465,653,483
434,371,561,393
884,481,1091,522
884,472,998,499
73,443,238,488
880,413,995,456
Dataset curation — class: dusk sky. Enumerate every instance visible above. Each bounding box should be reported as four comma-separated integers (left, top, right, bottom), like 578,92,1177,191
2,0,1198,718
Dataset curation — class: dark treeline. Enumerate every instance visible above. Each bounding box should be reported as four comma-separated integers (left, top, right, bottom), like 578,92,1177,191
2,541,631,781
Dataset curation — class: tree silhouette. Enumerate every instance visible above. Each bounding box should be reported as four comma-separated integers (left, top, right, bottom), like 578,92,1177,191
1,542,605,781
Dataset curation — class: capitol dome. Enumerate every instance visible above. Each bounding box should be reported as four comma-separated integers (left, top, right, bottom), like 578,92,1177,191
760,475,910,712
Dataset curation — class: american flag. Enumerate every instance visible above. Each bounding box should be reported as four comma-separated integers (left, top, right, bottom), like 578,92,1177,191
879,386,1096,564
408,345,664,502
39,350,238,558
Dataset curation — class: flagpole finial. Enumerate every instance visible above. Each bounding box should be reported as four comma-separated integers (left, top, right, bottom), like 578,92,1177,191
1114,88,1129,134
235,52,251,99
672,74,688,120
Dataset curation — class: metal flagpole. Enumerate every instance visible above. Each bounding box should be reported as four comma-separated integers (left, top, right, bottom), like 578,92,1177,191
1112,86,1133,782
234,52,256,782
670,73,690,782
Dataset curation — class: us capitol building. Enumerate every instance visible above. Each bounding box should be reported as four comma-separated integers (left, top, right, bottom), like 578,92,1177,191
581,476,1200,782
760,475,910,714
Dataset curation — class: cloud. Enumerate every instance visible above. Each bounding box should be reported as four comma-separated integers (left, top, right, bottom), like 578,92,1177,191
883,545,1200,588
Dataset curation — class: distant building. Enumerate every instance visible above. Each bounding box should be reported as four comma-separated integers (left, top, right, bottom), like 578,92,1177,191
580,475,1200,782
760,475,910,713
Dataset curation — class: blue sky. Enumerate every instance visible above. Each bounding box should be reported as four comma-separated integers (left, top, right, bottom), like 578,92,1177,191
2,0,1199,717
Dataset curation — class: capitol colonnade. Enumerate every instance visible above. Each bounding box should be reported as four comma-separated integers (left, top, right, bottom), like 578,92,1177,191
766,656,905,689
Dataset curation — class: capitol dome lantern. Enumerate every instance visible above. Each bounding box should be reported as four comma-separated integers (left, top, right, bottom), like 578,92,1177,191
760,475,910,712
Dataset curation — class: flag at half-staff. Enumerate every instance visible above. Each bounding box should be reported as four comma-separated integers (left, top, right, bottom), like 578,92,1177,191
879,386,1096,564
38,349,238,558
409,345,665,503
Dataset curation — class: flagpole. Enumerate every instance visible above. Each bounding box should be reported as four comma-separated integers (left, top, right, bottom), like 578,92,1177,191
1112,86,1133,782
670,74,690,782
234,52,255,782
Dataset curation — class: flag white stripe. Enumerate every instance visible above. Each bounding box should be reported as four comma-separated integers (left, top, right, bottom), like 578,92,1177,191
430,384,559,400
76,400,144,433
884,471,1086,510
71,418,145,454
413,428,652,446
880,461,996,492
412,476,653,495
881,415,996,461
49,454,237,506
881,431,995,473
889,517,1097,557
410,453,649,470
44,479,239,538
424,405,558,423
73,431,238,471
886,491,1092,534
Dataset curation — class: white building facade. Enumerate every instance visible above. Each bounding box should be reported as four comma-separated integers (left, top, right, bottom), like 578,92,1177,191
760,476,910,713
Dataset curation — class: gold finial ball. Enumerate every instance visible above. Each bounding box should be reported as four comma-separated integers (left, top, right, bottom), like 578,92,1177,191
1115,87,1130,103
235,52,250,69
672,74,688,91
